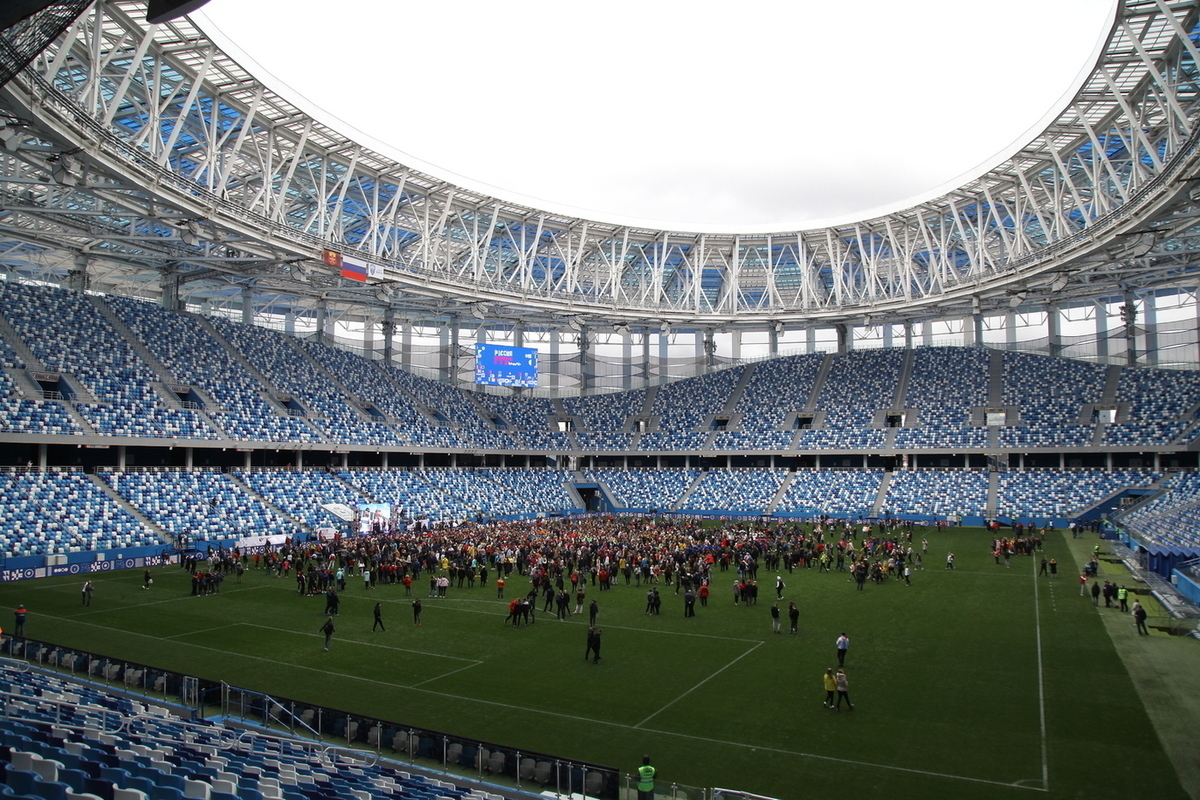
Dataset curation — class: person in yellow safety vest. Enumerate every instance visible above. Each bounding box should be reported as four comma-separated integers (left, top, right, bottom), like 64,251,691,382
1117,585,1129,612
636,755,656,800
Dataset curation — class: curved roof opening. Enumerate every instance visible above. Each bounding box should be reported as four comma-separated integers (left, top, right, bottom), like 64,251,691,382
197,0,1115,233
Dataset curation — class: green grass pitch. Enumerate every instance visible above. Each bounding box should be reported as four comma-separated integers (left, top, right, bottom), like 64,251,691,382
0,527,1190,800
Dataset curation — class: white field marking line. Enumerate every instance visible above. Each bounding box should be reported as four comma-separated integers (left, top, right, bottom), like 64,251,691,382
409,662,481,688
56,616,1043,791
240,623,481,663
164,623,237,639
66,585,272,617
1031,555,1050,791
56,615,484,689
635,642,762,728
631,725,1050,793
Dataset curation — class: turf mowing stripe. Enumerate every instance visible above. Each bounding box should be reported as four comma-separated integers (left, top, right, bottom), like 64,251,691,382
64,585,273,618
38,609,1049,791
1032,554,1049,792
421,601,765,643
633,641,762,728
241,623,483,663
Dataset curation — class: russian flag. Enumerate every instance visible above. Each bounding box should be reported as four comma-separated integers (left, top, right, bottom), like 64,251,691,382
340,255,368,282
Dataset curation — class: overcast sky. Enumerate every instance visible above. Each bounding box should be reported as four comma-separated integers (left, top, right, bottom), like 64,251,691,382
195,0,1116,233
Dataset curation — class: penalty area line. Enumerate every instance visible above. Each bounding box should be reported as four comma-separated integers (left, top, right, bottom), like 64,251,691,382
635,642,762,728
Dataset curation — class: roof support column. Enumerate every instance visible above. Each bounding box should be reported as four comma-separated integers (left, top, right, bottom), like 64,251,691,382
1121,291,1139,367
400,320,412,370
314,299,328,346
579,326,592,394
161,264,181,312
382,309,395,362
66,254,90,293
642,328,652,385
1143,291,1159,367
1095,300,1110,362
1047,304,1062,359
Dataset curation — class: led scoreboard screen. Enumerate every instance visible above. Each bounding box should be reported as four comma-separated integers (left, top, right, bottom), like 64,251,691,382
475,342,539,388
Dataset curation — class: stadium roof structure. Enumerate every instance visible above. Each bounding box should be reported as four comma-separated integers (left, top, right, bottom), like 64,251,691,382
1,0,1200,336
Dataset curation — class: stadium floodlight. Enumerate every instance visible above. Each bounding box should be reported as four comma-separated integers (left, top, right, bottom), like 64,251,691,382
1049,274,1070,293
1008,291,1027,309
772,321,785,334
659,321,671,334
49,153,78,186
470,304,487,320
179,219,202,246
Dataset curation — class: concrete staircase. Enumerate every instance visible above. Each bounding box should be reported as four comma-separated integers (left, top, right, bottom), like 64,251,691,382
88,296,177,380
804,354,835,411
0,313,46,372
722,363,757,412
672,470,707,511
766,470,797,515
871,471,893,517
226,472,310,532
86,473,170,542
986,472,1001,518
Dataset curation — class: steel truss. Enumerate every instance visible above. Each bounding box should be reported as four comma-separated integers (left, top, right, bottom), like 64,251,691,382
1,0,1200,332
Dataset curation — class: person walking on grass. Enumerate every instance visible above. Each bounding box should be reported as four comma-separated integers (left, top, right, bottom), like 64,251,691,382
372,601,386,631
823,668,837,708
412,598,423,626
834,669,854,711
836,632,849,665
319,617,335,651
81,581,94,607
1132,600,1149,635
